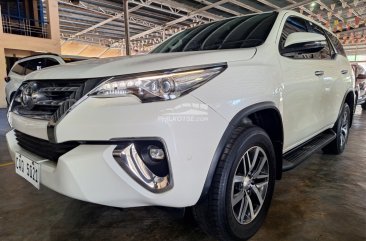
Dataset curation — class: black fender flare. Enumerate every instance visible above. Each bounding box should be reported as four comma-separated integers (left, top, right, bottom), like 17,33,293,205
339,89,356,125
199,102,283,200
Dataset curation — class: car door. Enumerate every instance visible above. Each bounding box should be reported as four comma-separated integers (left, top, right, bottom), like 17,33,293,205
278,16,325,150
325,32,354,121
307,22,340,128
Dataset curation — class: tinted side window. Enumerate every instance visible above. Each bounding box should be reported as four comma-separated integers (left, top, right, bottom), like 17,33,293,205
279,17,313,59
44,58,60,68
308,23,333,60
326,32,347,57
24,59,44,74
11,62,26,75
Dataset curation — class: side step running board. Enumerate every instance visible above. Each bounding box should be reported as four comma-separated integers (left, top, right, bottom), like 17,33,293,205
282,129,336,172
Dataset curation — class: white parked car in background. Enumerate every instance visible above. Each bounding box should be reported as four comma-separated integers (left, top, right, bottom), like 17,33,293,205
5,54,65,105
351,63,366,109
4,54,91,105
6,10,354,241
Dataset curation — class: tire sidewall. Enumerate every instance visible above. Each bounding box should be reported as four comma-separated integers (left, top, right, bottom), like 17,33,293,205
217,127,276,240
335,103,350,153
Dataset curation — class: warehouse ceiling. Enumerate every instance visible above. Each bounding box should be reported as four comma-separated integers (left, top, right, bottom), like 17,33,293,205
58,0,366,52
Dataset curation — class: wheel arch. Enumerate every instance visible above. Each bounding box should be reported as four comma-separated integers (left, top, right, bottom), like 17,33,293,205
343,90,356,126
199,102,283,200
10,91,16,101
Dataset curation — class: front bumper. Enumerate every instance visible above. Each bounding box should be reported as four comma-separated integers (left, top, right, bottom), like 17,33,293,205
7,96,228,208
7,130,165,207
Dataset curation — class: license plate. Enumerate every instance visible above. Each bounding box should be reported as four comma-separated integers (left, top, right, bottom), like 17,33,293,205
15,153,40,189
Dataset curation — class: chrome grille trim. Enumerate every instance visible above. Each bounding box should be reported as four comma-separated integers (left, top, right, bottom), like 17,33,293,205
10,78,105,142
10,78,102,121
40,86,80,92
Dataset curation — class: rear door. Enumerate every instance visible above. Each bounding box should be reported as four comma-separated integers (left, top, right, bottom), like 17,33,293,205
325,32,354,120
307,22,339,128
278,16,325,149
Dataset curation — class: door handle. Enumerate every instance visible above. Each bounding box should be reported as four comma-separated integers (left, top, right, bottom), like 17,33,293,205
315,71,324,76
341,70,348,75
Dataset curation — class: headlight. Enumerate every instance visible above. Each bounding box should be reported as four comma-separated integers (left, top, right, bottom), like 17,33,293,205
89,64,226,102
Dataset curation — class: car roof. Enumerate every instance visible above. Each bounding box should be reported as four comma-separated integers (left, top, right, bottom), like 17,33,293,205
16,53,62,64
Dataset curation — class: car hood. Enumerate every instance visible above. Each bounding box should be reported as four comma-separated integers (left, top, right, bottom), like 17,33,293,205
26,49,256,80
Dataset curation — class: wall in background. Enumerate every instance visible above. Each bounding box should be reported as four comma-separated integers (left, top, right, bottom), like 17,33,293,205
0,0,60,108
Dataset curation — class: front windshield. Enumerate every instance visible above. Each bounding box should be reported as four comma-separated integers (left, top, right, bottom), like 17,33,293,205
152,12,278,53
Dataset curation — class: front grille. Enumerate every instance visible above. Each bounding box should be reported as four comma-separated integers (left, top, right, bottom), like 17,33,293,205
15,130,79,162
11,78,103,121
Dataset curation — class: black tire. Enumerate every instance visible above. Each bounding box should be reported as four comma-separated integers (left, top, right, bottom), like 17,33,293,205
323,103,351,154
193,126,276,241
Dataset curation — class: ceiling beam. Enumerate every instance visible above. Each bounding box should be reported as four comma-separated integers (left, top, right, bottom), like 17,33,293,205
138,0,224,21
194,0,262,15
281,0,314,10
192,0,241,16
67,4,143,40
340,0,360,17
286,0,327,24
59,1,168,27
316,0,344,22
256,0,326,25
230,0,262,13
59,0,163,40
130,0,231,40
255,0,279,9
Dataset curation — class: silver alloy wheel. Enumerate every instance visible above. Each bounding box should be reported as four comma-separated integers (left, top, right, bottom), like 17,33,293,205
231,146,269,225
340,109,349,147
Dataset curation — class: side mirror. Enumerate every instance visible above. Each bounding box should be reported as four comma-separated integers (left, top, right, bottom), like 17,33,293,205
281,32,327,55
4,76,11,82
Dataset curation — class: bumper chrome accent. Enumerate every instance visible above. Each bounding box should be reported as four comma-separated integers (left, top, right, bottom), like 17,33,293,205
113,143,172,193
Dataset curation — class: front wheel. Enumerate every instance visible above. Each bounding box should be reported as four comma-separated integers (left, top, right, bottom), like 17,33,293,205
193,126,276,241
323,103,351,154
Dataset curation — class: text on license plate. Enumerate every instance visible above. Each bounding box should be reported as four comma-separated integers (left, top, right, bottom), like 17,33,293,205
15,153,40,189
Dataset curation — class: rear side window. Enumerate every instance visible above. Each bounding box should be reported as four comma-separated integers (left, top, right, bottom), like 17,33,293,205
44,58,60,68
11,62,27,75
23,58,60,75
24,59,44,74
152,12,278,53
326,32,347,58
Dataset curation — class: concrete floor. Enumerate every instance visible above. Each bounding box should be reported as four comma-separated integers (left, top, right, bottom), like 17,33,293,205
0,108,365,241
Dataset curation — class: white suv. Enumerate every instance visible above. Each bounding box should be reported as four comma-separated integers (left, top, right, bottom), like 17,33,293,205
5,54,65,105
6,11,354,241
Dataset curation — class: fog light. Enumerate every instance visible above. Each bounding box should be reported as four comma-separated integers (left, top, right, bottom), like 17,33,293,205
112,140,172,193
149,146,165,160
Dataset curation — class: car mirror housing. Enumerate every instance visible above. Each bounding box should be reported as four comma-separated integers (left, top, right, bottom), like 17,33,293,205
281,32,326,56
